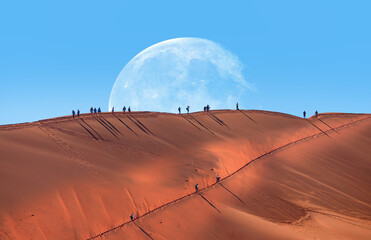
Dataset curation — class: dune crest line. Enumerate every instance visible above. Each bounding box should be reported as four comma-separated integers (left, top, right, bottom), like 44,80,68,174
86,115,370,240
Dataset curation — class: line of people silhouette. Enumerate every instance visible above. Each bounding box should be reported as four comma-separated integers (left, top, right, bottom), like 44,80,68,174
73,105,321,122
303,110,319,118
177,102,243,114
72,109,80,118
203,105,210,112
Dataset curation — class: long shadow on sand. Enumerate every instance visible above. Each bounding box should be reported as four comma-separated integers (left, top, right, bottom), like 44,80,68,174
93,116,119,139
112,113,138,136
96,116,118,134
80,119,104,140
181,115,201,130
239,110,256,123
188,115,215,135
75,119,98,140
100,116,123,136
133,222,154,240
219,183,245,205
129,114,155,136
207,113,230,129
316,118,339,134
306,119,331,138
198,193,221,213
126,115,150,135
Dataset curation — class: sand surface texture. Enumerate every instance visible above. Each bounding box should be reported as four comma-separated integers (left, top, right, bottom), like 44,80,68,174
0,110,370,239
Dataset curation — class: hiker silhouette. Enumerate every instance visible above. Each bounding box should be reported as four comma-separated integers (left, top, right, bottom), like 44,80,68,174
195,184,199,192
123,106,126,114
72,110,75,118
236,102,239,110
77,109,80,117
178,107,181,114
98,107,101,113
130,213,134,221
315,111,318,118
112,107,114,113
94,108,97,114
216,175,220,182
206,105,210,112
90,107,93,114
186,106,190,114
128,107,131,114
303,111,306,118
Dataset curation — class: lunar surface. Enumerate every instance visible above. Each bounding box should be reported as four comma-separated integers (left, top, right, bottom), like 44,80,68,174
109,37,252,113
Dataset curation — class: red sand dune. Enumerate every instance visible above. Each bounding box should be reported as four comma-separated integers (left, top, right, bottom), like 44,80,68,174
0,110,370,240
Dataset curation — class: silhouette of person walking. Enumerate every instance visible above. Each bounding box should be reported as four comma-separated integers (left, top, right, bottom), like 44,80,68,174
112,107,114,113
130,213,134,221
123,106,126,114
186,106,190,114
90,107,93,114
303,111,306,118
72,110,75,118
178,107,181,114
203,106,206,112
315,111,318,118
206,105,210,112
236,102,239,110
77,109,80,117
98,107,101,113
94,108,97,114
195,184,199,192
128,107,131,114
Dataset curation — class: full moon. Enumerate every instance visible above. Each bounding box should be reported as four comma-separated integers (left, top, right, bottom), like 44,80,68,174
109,37,252,113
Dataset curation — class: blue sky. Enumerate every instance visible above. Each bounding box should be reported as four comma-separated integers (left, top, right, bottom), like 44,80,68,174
0,0,370,124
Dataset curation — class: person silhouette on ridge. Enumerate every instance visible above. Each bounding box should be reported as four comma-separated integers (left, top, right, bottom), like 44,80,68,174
315,110,318,118
216,175,220,182
130,213,134,221
77,109,80,117
128,107,131,114
303,111,306,118
72,110,75,118
112,107,114,113
98,107,101,113
90,107,93,114
178,107,181,114
195,184,199,192
186,106,190,114
236,102,239,110
123,106,126,114
94,108,97,114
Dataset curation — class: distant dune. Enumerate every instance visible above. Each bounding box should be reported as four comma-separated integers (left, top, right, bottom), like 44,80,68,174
0,110,370,240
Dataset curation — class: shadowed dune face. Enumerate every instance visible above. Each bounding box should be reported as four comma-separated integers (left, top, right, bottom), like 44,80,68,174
0,110,370,240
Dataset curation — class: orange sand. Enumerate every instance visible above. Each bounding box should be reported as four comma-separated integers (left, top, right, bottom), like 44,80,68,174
0,110,370,239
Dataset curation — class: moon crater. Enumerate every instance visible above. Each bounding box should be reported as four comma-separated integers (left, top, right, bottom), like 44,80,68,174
109,37,251,113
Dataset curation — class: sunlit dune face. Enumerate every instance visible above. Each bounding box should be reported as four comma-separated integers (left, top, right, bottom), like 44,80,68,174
0,111,370,239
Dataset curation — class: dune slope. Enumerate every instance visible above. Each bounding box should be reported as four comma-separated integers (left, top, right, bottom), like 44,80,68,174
0,110,370,240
